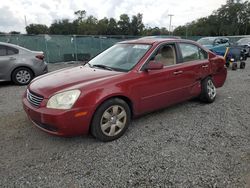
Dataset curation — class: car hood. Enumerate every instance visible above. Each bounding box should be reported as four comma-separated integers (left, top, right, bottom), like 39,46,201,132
29,66,123,98
237,43,250,47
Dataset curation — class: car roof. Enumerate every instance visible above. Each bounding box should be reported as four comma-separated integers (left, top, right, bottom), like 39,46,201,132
0,42,23,48
238,37,250,41
199,37,229,40
0,42,31,51
119,37,192,45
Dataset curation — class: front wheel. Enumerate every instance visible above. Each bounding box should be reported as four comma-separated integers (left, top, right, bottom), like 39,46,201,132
232,63,237,70
199,77,216,103
240,62,246,69
12,67,33,85
91,98,131,142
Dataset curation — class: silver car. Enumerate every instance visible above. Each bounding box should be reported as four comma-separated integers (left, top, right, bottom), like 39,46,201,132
0,42,48,85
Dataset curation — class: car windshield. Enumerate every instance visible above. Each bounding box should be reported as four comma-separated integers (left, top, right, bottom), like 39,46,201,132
197,38,215,45
89,43,151,72
237,38,250,45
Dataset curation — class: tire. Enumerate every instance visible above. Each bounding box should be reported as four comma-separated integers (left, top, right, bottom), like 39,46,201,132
232,63,237,70
12,67,33,85
91,98,131,142
240,62,246,69
199,77,216,103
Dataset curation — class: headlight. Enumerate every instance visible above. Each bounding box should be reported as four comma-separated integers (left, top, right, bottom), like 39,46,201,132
47,90,81,109
230,58,235,62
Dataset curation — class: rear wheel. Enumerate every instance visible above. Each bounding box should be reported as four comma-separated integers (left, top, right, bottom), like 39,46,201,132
91,98,131,142
240,62,246,69
232,63,237,70
12,67,33,85
199,77,216,103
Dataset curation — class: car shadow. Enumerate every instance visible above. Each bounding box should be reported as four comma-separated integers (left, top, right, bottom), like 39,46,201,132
0,81,15,87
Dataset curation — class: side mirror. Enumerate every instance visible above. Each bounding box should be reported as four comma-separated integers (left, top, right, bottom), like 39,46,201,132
145,61,164,71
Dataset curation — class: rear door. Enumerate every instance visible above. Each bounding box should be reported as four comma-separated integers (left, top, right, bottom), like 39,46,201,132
177,42,211,97
0,45,18,80
0,45,9,80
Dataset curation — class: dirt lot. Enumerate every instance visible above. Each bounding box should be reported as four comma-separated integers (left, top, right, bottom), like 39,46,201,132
0,61,250,188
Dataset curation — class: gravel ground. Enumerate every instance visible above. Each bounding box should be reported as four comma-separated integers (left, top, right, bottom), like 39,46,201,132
0,61,250,188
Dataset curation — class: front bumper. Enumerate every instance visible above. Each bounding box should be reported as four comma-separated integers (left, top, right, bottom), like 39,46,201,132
22,97,94,137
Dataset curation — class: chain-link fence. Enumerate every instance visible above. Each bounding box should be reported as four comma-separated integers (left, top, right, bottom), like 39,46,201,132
0,34,248,63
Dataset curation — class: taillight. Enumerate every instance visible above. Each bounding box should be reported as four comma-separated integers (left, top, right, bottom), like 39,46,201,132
36,54,44,60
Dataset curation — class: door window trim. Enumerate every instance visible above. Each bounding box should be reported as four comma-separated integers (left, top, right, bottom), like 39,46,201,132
0,45,7,56
0,45,19,56
140,42,182,71
177,42,208,64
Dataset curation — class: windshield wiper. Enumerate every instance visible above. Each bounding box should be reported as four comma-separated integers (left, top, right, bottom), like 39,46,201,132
92,64,114,71
82,62,93,68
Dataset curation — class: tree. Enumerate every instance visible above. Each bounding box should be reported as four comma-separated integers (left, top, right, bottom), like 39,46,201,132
174,0,250,36
107,18,118,35
97,17,109,35
26,24,49,34
130,13,144,35
9,31,20,34
49,19,77,35
74,10,86,23
118,14,131,35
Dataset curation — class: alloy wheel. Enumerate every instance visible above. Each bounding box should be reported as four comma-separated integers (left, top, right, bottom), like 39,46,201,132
16,70,31,84
207,80,216,99
100,105,127,136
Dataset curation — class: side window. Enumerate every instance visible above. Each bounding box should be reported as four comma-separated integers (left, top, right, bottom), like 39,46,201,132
214,39,221,45
7,47,18,55
151,44,176,66
220,38,229,44
179,43,207,62
199,48,208,59
0,45,7,56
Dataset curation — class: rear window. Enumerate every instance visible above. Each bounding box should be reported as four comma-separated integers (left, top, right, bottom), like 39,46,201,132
7,46,19,55
0,45,6,56
0,45,19,56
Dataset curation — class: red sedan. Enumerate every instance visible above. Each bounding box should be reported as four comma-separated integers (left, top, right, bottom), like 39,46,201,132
23,38,227,141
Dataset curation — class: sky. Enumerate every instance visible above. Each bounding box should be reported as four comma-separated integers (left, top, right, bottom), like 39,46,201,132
0,0,226,33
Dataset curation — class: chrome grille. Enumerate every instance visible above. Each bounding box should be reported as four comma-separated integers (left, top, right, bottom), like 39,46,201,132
27,89,43,107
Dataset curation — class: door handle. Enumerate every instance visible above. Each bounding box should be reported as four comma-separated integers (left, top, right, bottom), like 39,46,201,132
173,70,183,75
9,57,16,60
202,65,208,68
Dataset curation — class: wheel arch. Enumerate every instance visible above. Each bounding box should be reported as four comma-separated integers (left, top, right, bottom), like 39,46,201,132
95,95,134,117
89,94,134,133
11,66,35,78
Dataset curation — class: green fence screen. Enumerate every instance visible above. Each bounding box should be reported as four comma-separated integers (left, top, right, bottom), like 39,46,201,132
0,34,247,63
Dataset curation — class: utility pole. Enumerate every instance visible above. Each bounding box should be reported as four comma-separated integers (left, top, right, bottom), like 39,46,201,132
168,14,174,35
24,15,28,34
24,16,27,27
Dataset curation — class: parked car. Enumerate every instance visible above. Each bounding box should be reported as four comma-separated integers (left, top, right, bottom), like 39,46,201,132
236,37,250,57
197,37,230,56
23,38,227,141
0,42,48,85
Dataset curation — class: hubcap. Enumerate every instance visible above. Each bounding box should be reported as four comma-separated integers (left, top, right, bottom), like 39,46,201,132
100,105,127,137
207,80,216,99
16,70,31,84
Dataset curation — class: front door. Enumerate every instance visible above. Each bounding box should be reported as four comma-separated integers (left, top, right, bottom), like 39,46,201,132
134,43,195,114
